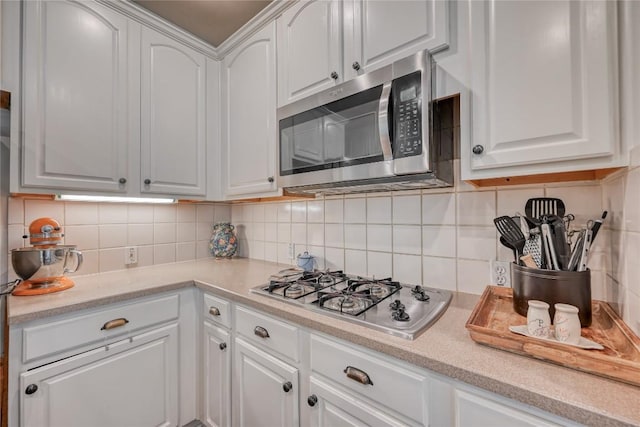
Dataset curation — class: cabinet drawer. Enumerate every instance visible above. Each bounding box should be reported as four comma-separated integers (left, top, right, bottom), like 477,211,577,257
203,293,231,328
23,293,180,363
310,334,427,424
235,306,299,362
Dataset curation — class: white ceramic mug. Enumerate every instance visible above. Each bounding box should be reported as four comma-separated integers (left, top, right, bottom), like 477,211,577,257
527,300,551,338
553,303,581,344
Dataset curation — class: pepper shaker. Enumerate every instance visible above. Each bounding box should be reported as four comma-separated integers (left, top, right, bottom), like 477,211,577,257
527,300,551,338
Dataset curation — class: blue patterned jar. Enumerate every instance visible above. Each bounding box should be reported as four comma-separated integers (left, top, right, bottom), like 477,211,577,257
209,222,238,258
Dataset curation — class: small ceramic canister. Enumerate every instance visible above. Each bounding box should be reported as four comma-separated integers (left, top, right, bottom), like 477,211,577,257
296,251,315,272
554,303,581,344
527,300,551,338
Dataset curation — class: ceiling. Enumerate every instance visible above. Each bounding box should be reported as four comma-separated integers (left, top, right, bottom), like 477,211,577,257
133,0,273,47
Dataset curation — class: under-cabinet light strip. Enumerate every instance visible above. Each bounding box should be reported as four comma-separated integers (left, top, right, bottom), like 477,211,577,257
56,194,176,204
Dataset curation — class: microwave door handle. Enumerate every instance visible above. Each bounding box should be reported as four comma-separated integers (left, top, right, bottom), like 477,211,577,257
378,82,393,161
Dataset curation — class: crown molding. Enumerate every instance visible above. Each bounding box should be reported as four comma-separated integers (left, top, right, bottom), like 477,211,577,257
97,0,219,59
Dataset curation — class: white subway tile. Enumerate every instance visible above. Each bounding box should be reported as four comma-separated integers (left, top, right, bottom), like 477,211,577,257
249,240,266,261
264,223,277,242
308,223,324,246
457,259,491,294
393,225,422,255
324,247,345,270
624,168,640,232
367,197,391,224
196,241,211,259
307,200,324,223
65,225,99,250
264,242,278,263
422,256,457,291
457,226,497,261
393,254,421,284
8,197,24,225
278,203,292,222
154,223,176,244
277,223,291,243
236,224,250,241
457,192,496,226
264,204,278,222
367,251,392,279
25,200,65,226
7,225,26,252
291,201,307,222
154,244,176,265
344,224,366,250
252,204,265,223
70,249,98,275
602,175,625,231
324,199,344,223
345,249,367,277
344,198,366,224
626,231,640,297
292,223,307,245
99,248,124,272
215,205,231,223
496,188,544,218
98,203,128,224
176,242,196,262
177,222,196,243
137,245,154,267
393,195,421,224
99,224,128,249
196,204,215,223
253,222,266,241
277,242,293,265
176,204,196,223
128,204,154,223
366,224,392,252
325,224,344,248
422,225,456,258
545,185,603,226
197,222,214,241
307,246,324,269
231,205,244,222
128,224,154,246
65,202,99,225
422,193,456,225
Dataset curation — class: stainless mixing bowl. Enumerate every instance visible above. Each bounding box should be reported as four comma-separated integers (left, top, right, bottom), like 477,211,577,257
11,246,83,283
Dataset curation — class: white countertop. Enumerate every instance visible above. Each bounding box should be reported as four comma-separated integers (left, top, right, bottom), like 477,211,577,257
8,258,640,426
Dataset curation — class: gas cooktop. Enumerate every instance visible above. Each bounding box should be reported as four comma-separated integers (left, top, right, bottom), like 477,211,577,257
250,269,452,340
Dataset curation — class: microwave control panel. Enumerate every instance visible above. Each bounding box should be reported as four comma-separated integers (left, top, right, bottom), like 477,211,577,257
392,71,422,159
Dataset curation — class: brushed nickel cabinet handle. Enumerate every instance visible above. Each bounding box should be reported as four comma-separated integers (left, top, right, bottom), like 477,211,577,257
101,318,129,330
254,326,270,338
209,307,220,316
344,366,373,385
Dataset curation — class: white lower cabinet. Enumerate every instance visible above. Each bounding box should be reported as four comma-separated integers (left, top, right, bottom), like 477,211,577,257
20,323,178,427
233,337,299,427
202,321,231,427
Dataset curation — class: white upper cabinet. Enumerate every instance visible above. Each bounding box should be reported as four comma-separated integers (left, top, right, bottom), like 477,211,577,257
140,27,207,196
277,0,343,106
277,0,450,106
222,22,279,198
22,0,130,192
465,0,620,178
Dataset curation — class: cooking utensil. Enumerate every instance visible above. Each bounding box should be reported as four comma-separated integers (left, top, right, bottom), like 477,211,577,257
499,236,518,262
577,228,593,272
541,223,560,270
522,232,543,268
567,229,585,271
525,198,566,220
550,217,571,270
494,216,526,264
515,213,530,240
588,210,607,249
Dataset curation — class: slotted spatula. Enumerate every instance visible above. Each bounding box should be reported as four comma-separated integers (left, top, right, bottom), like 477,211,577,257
494,216,526,265
525,198,566,220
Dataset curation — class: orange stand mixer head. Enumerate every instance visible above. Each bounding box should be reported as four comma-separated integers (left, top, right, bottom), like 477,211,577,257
11,217,80,296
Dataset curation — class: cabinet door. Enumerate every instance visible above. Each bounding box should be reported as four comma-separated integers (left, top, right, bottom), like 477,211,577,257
222,22,279,198
22,0,129,192
454,389,561,427
346,0,449,79
202,321,231,427
141,27,207,196
467,0,618,176
277,0,343,106
234,338,299,427
308,376,415,427
20,324,178,427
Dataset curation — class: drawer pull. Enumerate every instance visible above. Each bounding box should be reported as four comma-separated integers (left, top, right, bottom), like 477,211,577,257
219,342,227,351
254,326,270,339
344,366,373,386
282,381,293,393
101,318,129,331
209,306,221,316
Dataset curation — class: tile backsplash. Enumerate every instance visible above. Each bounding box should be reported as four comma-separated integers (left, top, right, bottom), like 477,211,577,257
6,198,230,279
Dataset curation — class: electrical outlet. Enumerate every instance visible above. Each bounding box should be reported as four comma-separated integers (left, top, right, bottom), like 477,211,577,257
490,260,511,287
125,246,138,265
288,243,295,260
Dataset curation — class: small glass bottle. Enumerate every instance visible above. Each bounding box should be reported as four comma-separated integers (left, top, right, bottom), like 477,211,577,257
553,303,581,344
527,300,551,338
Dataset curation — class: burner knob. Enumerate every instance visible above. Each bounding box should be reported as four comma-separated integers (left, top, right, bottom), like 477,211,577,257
389,299,405,311
411,285,424,294
392,308,410,322
413,291,430,302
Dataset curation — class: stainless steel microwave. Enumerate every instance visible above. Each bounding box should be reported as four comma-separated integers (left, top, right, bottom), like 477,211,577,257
277,50,453,195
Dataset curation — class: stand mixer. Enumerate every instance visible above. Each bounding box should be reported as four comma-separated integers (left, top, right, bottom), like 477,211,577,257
10,217,82,296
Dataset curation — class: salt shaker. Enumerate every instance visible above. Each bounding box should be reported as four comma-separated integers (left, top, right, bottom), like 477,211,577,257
527,300,551,338
553,303,581,344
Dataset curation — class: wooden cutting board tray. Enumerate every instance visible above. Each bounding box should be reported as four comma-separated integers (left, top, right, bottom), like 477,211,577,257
466,286,640,387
